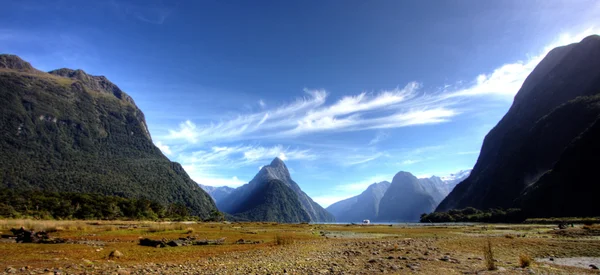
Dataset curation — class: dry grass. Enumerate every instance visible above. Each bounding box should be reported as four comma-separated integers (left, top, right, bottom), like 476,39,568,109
275,234,296,245
0,221,599,273
519,253,533,268
146,223,186,233
483,239,497,271
0,219,91,232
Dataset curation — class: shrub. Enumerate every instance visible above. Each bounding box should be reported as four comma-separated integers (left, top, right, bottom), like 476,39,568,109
519,254,533,268
483,239,496,271
275,234,295,245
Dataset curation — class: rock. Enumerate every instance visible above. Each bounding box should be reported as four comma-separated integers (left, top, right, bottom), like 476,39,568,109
117,269,131,275
591,264,599,270
109,250,124,259
5,267,17,273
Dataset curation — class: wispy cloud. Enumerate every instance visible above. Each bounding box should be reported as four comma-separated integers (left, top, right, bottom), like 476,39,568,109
342,153,386,166
164,83,460,144
110,0,176,25
177,144,316,170
368,131,389,145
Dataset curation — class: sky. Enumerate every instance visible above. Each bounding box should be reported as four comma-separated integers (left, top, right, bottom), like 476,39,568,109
1,0,599,207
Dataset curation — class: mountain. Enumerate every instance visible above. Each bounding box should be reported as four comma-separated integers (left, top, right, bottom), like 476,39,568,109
326,181,390,222
419,169,472,205
377,172,437,222
227,179,311,223
199,185,234,204
0,54,217,218
437,35,600,217
440,169,472,188
217,158,334,222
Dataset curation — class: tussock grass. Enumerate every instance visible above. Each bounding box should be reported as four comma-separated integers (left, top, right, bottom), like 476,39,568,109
483,239,496,271
519,253,533,268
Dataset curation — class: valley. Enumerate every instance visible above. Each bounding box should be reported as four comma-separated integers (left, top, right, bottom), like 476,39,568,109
1,220,599,274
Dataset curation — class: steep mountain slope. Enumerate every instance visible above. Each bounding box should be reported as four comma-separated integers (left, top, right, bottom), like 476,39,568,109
326,181,390,222
199,185,234,204
437,35,600,215
377,172,437,222
0,55,216,218
231,179,311,223
217,158,334,222
517,100,600,217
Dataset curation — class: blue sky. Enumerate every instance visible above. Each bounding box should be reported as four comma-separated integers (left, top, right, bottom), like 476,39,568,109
1,0,598,207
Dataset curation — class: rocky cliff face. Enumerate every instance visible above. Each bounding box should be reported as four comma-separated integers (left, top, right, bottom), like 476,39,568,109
437,35,600,217
0,54,217,218
217,158,334,222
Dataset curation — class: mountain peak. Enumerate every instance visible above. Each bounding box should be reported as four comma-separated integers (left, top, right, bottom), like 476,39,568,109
392,171,417,182
48,68,133,103
269,157,286,168
0,54,39,73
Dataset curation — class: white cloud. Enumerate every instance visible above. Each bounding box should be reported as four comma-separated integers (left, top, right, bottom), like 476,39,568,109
154,141,172,155
258,99,266,108
184,164,246,187
446,28,599,99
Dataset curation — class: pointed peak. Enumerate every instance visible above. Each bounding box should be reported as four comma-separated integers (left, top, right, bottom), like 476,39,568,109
0,54,39,73
269,157,286,168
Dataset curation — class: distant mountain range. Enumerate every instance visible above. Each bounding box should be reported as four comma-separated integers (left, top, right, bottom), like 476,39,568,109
216,158,335,223
327,169,470,222
199,185,234,204
0,54,217,218
437,35,600,218
326,181,390,222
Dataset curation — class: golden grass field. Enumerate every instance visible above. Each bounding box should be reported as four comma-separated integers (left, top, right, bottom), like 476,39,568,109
1,220,599,274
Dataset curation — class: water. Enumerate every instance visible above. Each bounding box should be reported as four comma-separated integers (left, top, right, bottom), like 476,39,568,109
310,222,478,226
